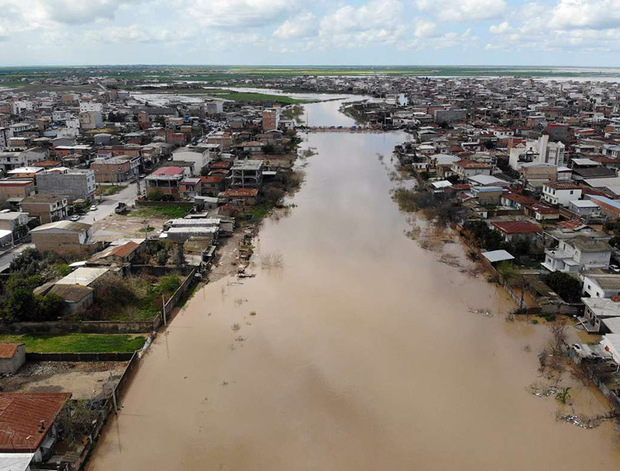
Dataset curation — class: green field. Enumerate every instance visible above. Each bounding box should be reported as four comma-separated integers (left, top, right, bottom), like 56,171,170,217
2,65,619,84
0,333,146,353
130,203,193,219
201,89,310,104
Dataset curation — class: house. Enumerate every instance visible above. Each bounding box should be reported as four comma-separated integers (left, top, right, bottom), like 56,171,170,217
230,160,263,188
223,188,259,207
588,195,620,219
582,274,620,299
451,160,493,179
580,297,620,333
0,393,71,463
20,195,68,223
50,284,94,313
471,186,504,206
569,200,600,217
542,182,583,207
36,168,96,201
491,220,542,242
467,174,510,188
0,343,26,374
145,166,189,199
543,236,612,272
30,221,92,254
96,240,143,264
55,266,109,288
0,180,35,202
201,174,226,196
91,155,140,183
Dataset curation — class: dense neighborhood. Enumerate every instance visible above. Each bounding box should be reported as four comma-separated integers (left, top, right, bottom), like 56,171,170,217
2,69,620,468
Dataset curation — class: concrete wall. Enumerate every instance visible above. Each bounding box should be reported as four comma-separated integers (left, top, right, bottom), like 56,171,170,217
0,344,26,374
37,171,95,201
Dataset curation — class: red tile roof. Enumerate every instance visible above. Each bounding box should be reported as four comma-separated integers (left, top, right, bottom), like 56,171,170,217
224,188,259,197
201,175,225,183
545,182,581,190
109,241,140,258
492,220,542,234
455,159,490,168
0,393,71,452
0,343,22,359
151,166,184,176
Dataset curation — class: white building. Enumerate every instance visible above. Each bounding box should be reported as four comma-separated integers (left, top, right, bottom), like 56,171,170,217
542,182,583,207
543,236,612,272
582,274,620,299
79,101,104,113
509,135,565,171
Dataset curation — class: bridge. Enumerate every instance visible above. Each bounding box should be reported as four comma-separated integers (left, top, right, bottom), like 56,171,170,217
297,126,385,133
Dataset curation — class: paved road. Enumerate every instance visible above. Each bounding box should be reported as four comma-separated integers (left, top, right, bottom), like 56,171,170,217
80,180,142,225
0,243,35,272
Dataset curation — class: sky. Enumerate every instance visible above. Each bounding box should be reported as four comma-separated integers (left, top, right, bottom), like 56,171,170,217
0,0,620,67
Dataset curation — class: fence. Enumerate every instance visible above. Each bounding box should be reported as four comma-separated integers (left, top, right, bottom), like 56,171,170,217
26,352,134,362
163,267,198,321
0,317,161,335
569,349,620,410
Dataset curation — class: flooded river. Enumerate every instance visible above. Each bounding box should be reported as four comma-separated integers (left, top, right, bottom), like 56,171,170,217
89,100,620,470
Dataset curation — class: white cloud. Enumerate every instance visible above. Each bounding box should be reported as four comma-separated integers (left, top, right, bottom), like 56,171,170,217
188,0,300,28
319,0,404,34
413,19,436,38
85,24,189,43
489,21,509,34
273,12,317,38
415,0,507,22
43,0,142,25
549,0,620,30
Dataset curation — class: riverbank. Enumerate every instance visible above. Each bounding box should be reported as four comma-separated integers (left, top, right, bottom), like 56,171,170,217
87,114,620,470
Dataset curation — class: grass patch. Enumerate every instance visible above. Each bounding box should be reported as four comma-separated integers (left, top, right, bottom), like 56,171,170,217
248,202,276,220
96,185,125,196
0,333,146,353
130,203,193,219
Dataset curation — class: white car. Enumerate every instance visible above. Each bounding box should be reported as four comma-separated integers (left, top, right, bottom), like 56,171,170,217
89,205,98,211
70,215,81,222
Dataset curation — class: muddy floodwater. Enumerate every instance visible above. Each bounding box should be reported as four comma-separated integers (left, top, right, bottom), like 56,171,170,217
89,100,620,470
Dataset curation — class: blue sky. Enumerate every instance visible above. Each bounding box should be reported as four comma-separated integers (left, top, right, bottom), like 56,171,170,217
0,0,619,66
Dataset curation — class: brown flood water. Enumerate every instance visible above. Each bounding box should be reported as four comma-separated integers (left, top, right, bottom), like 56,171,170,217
89,101,620,471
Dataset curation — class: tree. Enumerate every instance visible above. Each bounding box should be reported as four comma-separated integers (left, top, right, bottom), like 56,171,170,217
174,245,185,266
542,272,582,303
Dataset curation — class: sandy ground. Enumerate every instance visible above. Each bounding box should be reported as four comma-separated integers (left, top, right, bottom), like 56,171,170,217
0,361,127,400
91,215,167,243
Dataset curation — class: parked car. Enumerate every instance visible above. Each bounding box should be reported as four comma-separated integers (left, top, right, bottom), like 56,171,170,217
70,215,81,222
89,205,98,211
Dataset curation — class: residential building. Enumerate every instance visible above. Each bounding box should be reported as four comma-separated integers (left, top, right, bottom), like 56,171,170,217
0,343,26,375
588,195,620,219
569,199,601,217
543,236,612,272
36,168,96,201
451,160,493,179
0,393,71,463
581,298,620,333
30,220,92,253
20,195,68,223
491,220,542,243
230,160,263,188
91,155,140,183
582,274,620,299
0,180,35,202
541,182,583,207
263,109,280,131
145,166,189,199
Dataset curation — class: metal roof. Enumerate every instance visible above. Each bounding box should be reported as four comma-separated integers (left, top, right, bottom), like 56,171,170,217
481,250,515,263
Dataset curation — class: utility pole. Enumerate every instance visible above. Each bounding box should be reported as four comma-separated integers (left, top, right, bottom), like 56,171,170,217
162,295,167,326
